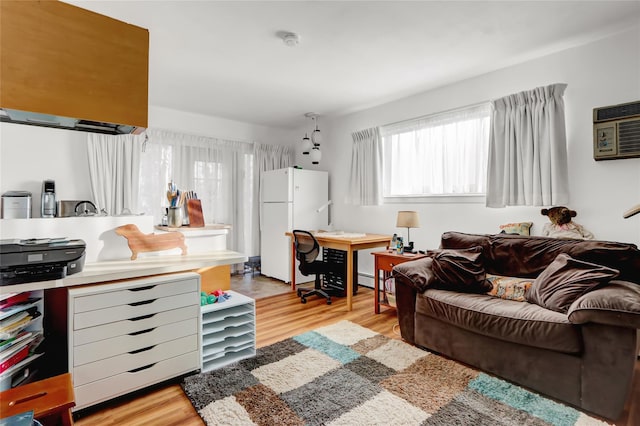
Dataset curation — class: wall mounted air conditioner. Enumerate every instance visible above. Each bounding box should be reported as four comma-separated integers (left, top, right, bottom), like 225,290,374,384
593,101,640,160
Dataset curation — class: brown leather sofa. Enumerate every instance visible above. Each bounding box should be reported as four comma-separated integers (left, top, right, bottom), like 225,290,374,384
393,231,640,420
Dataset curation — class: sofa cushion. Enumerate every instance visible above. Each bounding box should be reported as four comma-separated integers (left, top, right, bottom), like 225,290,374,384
392,257,436,293
429,247,491,293
417,289,582,354
499,222,533,236
439,231,640,281
486,274,533,301
526,253,619,314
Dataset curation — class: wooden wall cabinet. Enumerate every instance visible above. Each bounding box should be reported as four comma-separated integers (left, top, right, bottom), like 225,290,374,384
197,265,231,294
0,0,149,129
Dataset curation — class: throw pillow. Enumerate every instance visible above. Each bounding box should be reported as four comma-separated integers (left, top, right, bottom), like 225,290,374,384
499,222,533,236
525,253,619,313
430,247,490,293
486,274,534,302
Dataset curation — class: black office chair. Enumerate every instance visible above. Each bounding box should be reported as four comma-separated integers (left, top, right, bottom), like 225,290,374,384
293,230,332,305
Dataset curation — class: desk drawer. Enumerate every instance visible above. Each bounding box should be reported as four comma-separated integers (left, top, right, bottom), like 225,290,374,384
73,305,199,346
73,292,197,330
73,318,198,366
73,334,198,386
377,256,405,272
74,350,200,410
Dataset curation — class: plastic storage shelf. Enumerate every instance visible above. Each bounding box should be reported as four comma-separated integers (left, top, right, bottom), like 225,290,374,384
200,291,256,372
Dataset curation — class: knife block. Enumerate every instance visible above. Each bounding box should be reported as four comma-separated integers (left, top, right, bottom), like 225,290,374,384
186,199,205,227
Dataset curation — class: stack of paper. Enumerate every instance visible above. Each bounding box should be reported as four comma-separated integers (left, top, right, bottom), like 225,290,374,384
0,293,44,385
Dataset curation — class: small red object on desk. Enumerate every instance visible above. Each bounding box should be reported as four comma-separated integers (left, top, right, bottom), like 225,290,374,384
187,199,205,227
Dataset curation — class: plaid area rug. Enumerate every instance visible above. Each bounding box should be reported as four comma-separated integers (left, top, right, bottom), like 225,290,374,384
182,320,609,426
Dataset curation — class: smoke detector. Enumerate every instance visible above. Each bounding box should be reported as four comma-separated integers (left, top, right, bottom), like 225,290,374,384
281,32,300,47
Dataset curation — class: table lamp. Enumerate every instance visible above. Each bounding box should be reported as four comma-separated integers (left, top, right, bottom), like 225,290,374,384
396,210,420,252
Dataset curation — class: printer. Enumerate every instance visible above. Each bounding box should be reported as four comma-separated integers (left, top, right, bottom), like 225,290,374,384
0,238,86,286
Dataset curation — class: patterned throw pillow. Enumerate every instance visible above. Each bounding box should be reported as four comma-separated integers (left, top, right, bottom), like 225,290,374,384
486,274,534,302
499,222,533,236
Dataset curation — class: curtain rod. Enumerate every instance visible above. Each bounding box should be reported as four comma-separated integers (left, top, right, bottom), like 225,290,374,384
147,126,256,146
381,100,491,128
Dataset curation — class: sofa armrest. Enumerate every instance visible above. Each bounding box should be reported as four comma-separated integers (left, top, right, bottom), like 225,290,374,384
392,257,436,293
567,280,640,329
392,258,436,344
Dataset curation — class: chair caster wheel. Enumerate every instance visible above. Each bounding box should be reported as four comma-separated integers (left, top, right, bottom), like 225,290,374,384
297,289,302,297
301,298,307,304
327,300,331,305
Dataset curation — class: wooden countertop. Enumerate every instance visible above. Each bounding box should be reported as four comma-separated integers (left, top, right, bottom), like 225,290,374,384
0,250,248,294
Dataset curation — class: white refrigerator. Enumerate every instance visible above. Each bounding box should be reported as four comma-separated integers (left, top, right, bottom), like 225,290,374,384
260,167,329,283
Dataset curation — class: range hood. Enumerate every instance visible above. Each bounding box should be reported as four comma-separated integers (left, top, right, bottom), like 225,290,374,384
0,1,149,135
0,110,139,135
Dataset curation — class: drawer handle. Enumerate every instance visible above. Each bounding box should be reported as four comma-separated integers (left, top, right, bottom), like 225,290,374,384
128,363,156,373
129,313,156,322
9,391,47,407
129,327,155,336
129,299,156,307
129,345,156,354
128,285,156,292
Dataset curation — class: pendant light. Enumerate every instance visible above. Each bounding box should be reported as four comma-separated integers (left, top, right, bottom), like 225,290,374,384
311,116,322,145
310,144,322,164
304,113,322,164
301,133,313,155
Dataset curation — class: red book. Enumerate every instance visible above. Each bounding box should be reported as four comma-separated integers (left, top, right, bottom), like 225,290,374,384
0,293,29,310
0,345,29,373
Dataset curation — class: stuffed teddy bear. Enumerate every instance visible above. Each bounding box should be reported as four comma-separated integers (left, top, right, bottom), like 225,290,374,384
541,206,594,240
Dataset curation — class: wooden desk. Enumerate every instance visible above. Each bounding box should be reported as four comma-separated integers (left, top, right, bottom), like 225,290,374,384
372,251,427,313
286,232,391,311
0,373,75,425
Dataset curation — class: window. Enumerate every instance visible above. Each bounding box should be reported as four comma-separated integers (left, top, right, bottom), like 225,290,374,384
381,103,491,198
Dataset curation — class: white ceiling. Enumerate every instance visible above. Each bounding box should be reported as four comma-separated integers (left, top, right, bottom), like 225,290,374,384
67,1,640,129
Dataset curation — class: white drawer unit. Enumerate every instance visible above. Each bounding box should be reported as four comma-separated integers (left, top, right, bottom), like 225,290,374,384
201,290,255,372
68,272,201,410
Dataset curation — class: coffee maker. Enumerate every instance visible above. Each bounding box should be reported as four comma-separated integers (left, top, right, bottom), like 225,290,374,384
41,179,56,217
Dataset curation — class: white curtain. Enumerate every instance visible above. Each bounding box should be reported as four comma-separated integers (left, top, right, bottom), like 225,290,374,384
253,144,294,256
486,83,570,207
347,127,383,205
381,104,490,196
87,133,143,215
139,129,254,258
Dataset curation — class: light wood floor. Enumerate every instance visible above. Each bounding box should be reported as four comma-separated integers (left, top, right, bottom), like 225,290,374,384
74,287,639,426
74,287,399,425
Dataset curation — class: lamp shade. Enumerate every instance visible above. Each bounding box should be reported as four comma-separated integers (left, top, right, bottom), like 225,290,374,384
311,127,322,144
396,211,420,228
310,145,321,164
301,134,313,155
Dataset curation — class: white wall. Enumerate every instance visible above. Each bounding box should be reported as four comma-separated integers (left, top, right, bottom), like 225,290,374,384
0,105,298,217
149,106,297,147
312,26,640,280
0,123,93,216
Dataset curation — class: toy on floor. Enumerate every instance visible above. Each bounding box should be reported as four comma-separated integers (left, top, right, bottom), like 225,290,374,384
541,206,594,240
200,289,232,306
